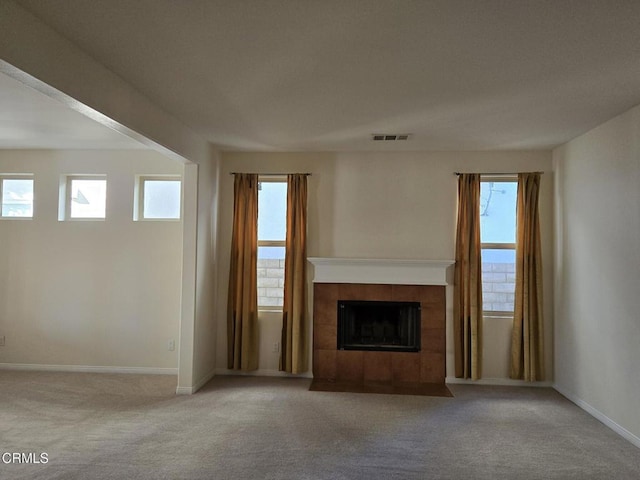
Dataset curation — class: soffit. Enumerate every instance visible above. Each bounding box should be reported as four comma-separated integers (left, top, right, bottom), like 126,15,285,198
0,71,147,150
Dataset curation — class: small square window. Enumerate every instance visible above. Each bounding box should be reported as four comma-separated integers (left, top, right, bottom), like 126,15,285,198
62,176,107,220
1,176,34,218
135,176,182,220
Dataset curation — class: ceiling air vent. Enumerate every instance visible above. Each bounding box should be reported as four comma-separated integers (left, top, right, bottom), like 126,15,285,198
372,134,411,141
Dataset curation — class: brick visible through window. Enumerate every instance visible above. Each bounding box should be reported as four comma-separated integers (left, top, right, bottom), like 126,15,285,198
257,258,285,307
481,257,516,312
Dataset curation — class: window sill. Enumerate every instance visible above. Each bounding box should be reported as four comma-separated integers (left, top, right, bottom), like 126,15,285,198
135,218,182,222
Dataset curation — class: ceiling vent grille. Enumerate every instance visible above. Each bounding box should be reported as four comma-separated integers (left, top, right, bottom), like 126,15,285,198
372,134,411,141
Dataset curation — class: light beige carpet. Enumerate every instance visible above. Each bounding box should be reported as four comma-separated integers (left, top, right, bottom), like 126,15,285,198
1,371,639,479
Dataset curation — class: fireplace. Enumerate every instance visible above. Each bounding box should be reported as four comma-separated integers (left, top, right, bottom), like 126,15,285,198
337,300,421,352
308,257,454,395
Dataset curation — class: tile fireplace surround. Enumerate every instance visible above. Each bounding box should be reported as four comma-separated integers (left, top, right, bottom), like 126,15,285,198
308,258,454,394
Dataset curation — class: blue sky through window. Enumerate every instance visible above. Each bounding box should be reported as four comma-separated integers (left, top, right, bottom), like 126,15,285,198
480,181,517,244
258,181,287,259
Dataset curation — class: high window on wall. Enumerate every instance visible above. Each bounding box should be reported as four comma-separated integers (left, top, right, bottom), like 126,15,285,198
134,176,182,221
0,175,34,218
257,177,287,309
60,175,107,220
480,177,517,314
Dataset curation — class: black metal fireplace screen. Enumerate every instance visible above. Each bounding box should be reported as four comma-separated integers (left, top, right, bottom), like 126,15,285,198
337,300,421,352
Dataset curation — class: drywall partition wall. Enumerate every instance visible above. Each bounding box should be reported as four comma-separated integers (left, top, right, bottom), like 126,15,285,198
192,148,221,390
553,105,640,444
177,147,221,394
216,151,554,381
178,163,198,388
0,150,183,371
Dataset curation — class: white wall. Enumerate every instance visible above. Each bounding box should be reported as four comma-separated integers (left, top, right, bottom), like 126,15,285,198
553,105,640,443
216,151,554,381
0,150,183,371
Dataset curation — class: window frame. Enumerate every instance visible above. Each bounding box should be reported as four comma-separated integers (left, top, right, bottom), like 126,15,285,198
61,174,108,221
134,175,183,221
480,175,517,316
257,176,287,311
0,174,35,219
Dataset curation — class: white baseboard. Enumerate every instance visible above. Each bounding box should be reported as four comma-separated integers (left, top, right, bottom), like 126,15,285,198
176,368,216,395
215,368,313,379
554,384,640,449
446,376,553,387
0,363,177,375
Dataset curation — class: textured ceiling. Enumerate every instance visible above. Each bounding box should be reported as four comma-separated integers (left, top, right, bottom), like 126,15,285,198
10,0,640,151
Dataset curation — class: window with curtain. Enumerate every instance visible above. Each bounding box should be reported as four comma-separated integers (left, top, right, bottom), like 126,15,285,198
257,177,287,309
227,172,308,373
480,178,517,314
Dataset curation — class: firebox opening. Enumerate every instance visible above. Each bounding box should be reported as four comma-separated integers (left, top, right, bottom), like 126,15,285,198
337,300,421,352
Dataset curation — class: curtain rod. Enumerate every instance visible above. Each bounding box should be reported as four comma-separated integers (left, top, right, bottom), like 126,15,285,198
453,171,543,176
229,172,312,176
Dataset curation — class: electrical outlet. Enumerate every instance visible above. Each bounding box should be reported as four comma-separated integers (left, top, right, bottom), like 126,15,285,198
167,339,175,351
0,336,4,346
272,342,280,353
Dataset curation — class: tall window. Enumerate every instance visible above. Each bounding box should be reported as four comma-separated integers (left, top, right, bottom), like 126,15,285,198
480,178,517,314
0,175,34,218
257,178,287,309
